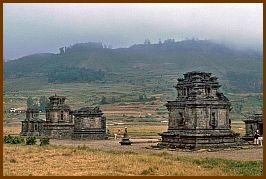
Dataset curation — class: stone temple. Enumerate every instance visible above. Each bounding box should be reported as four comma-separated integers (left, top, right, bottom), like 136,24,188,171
242,114,263,141
43,95,74,139
72,107,107,140
21,95,107,140
20,108,44,136
159,71,241,148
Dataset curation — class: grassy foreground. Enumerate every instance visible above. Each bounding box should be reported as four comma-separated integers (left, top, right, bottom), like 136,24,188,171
4,144,262,176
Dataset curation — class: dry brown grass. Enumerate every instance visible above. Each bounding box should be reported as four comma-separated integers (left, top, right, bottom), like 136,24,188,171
108,124,167,137
101,103,159,117
3,126,21,135
4,144,233,176
231,121,245,135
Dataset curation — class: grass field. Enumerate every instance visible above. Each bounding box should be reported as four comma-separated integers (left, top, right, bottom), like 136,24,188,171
3,79,262,176
3,144,263,176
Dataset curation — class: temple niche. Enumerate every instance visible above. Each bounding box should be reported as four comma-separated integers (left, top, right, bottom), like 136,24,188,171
159,71,241,149
20,108,44,136
72,107,107,140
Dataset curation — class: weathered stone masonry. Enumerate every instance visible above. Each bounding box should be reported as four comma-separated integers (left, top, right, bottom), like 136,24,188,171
72,107,107,140
159,71,241,148
20,109,44,136
242,114,263,141
21,95,107,140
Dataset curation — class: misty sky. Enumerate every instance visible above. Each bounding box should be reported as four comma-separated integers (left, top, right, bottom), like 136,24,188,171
4,3,263,60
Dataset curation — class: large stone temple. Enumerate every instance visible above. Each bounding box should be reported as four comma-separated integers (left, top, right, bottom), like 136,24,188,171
21,95,107,140
159,71,241,148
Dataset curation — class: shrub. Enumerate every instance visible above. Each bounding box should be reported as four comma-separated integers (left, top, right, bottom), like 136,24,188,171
12,136,25,144
26,136,36,145
4,135,24,144
40,137,49,146
4,135,12,144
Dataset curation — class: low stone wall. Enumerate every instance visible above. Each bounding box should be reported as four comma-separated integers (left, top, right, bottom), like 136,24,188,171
72,129,107,140
42,123,74,139
20,131,41,136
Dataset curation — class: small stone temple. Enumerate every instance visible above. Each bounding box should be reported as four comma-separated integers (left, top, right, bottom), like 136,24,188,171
242,114,263,141
42,95,74,139
21,95,107,140
20,108,44,136
72,107,107,140
158,71,241,148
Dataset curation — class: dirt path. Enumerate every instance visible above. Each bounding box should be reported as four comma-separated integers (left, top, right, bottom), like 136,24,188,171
51,138,263,161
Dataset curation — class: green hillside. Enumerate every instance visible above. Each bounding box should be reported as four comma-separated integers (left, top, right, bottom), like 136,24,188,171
4,40,262,93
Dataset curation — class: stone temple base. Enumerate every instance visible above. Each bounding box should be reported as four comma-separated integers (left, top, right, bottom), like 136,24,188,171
72,129,107,140
20,132,41,136
43,123,74,139
158,129,242,149
241,135,254,141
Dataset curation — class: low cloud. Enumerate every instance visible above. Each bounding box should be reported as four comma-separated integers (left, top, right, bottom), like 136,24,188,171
4,3,263,60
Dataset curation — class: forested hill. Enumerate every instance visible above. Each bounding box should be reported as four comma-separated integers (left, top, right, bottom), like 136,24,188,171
4,40,262,92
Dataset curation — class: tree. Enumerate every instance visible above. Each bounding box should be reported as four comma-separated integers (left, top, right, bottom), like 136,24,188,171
59,47,65,54
39,96,49,112
100,96,108,104
144,39,151,45
158,38,162,45
111,96,116,103
139,94,144,101
27,97,34,109
150,96,156,101
143,94,147,100
27,97,39,109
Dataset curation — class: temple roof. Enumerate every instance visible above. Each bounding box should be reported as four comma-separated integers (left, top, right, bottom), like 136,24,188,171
243,113,263,122
49,94,66,100
73,106,103,116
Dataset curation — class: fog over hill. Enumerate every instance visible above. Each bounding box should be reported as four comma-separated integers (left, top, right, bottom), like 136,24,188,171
4,39,262,93
4,3,262,60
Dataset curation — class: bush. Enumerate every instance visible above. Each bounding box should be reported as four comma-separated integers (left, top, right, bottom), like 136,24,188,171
4,135,24,144
26,136,36,145
40,137,49,146
4,135,12,144
12,136,25,144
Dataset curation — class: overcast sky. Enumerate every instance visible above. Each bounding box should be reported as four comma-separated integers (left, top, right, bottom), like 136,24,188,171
4,3,263,60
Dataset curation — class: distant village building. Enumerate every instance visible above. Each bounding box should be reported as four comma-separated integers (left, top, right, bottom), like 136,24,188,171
10,107,27,113
20,109,44,136
21,95,107,140
159,71,241,148
242,114,263,141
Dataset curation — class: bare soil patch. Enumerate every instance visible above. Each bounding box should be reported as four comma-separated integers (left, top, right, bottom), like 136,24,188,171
51,138,263,161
